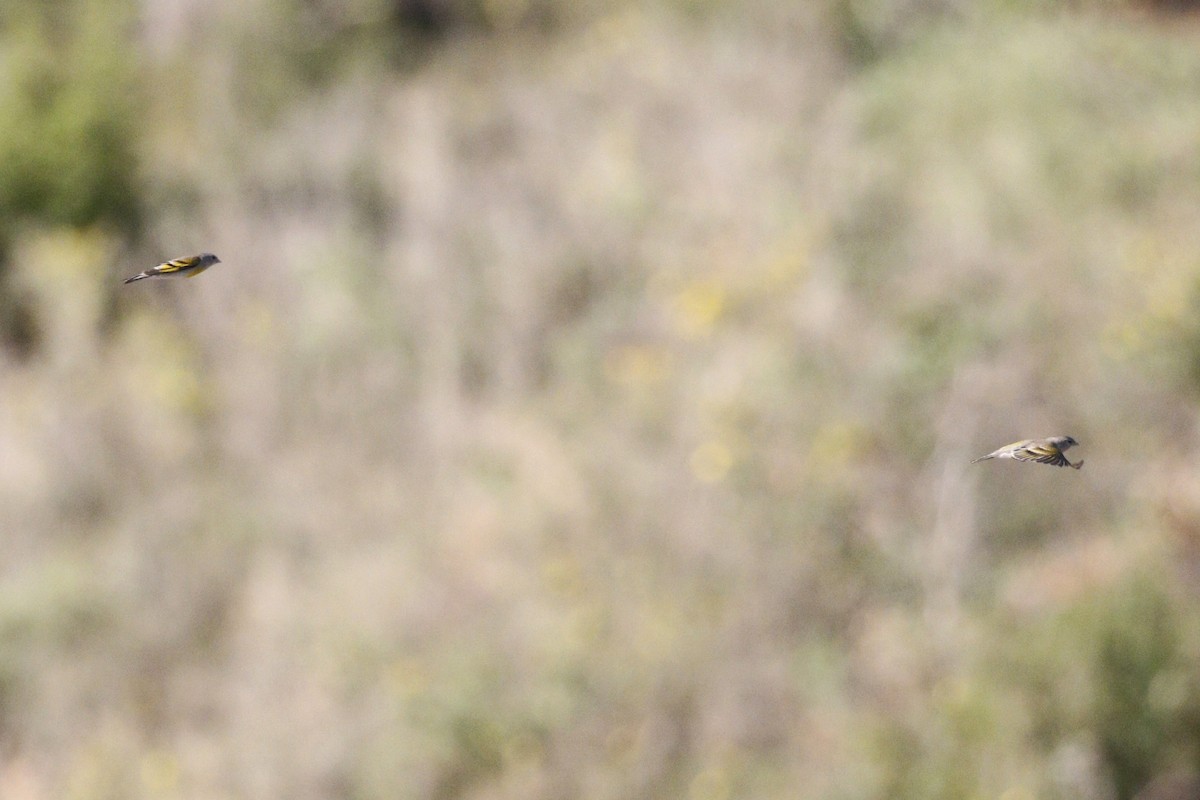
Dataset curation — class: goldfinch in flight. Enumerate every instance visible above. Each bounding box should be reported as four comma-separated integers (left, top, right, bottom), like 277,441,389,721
971,436,1083,469
124,253,220,284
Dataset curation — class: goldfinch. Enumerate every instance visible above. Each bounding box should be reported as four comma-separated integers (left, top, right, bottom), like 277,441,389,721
124,253,220,284
971,436,1083,469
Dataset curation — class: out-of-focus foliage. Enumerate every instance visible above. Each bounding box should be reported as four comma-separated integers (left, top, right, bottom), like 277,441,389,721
0,0,140,358
3,0,1200,798
0,0,140,233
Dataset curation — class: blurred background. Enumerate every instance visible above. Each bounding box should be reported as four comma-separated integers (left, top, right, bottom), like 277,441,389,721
2,0,1200,797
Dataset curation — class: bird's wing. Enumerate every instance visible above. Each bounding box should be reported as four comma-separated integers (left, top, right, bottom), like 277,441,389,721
1025,443,1070,467
152,256,197,276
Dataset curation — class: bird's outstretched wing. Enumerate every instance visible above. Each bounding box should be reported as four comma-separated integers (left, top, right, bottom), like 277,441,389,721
1031,449,1070,467
1016,442,1077,468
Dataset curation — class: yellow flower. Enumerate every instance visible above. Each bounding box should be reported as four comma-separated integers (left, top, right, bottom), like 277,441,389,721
691,440,733,483
671,280,726,338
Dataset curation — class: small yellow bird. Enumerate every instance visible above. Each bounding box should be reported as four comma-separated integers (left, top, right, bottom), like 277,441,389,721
124,253,220,284
971,436,1083,469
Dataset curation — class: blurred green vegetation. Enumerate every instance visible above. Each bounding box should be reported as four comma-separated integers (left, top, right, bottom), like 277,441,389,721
0,0,140,232
2,0,1200,798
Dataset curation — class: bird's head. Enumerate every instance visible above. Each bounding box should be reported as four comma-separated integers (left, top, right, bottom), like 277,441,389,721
198,253,221,266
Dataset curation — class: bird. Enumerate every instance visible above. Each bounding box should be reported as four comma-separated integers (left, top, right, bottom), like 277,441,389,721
971,436,1083,469
123,253,220,284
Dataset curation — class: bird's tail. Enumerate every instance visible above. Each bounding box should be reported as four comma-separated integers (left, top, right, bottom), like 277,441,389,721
124,272,150,284
970,455,992,464
1070,459,1084,470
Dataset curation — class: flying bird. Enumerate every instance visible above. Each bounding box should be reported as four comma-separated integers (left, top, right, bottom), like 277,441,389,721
971,436,1083,469
124,253,220,284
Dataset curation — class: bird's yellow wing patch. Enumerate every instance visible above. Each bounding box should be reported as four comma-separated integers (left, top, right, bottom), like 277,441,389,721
157,258,193,274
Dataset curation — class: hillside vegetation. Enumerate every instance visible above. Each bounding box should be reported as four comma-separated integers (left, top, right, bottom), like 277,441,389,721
1,0,1200,797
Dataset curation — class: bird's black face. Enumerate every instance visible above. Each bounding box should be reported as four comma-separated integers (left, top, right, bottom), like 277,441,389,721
1064,436,1078,447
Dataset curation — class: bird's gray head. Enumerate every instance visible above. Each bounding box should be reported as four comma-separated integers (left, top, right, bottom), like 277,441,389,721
199,253,220,266
1052,435,1078,449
